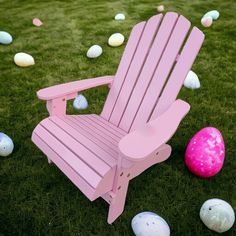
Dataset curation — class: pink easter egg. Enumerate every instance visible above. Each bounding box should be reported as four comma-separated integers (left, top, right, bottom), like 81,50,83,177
33,18,43,27
185,127,225,178
201,16,213,27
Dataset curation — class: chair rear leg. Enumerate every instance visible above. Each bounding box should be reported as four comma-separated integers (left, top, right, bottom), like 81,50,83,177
107,180,129,224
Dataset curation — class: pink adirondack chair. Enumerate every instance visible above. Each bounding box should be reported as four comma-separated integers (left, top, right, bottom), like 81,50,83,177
32,12,204,224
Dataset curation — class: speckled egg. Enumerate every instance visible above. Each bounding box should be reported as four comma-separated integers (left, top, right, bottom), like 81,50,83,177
200,198,235,233
131,212,170,236
185,127,225,178
73,94,88,110
0,132,14,157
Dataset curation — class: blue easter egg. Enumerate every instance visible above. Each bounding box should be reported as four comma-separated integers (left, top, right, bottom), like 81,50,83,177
73,94,88,110
0,132,14,157
0,31,13,44
203,10,220,20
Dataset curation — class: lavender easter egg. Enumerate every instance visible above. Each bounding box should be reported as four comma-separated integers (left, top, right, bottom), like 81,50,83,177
0,132,14,157
185,127,225,177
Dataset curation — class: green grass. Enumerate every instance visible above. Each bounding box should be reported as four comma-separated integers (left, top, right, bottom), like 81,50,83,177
0,0,235,235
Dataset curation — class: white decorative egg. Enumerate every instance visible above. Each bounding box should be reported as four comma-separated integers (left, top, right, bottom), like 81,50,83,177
184,70,200,89
200,199,235,233
14,52,35,67
108,33,124,47
86,45,103,58
132,212,170,236
157,5,165,12
203,10,220,21
0,132,14,157
114,13,125,20
0,31,13,44
73,94,88,110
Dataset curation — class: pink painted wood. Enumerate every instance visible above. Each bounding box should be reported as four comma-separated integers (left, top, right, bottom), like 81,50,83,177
32,12,204,224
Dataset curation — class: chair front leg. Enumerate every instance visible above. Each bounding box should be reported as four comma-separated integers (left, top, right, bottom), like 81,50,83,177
46,96,67,116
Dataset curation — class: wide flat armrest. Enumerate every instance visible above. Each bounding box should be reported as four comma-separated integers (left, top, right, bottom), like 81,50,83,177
37,75,114,100
119,99,190,161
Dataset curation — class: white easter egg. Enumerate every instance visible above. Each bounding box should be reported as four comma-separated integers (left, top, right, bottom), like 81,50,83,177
157,5,165,12
184,70,200,89
114,13,125,20
86,45,103,58
0,31,13,44
203,10,220,20
73,94,88,110
200,199,235,233
132,212,170,236
0,132,14,157
108,33,124,47
14,52,35,67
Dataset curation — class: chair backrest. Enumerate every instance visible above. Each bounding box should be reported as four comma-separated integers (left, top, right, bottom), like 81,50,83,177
101,12,204,132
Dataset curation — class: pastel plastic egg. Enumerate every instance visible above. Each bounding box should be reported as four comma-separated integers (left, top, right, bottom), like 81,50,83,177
33,18,43,27
157,5,165,12
0,31,13,44
0,132,14,157
131,212,170,236
86,45,103,58
114,13,125,20
185,127,225,178
201,16,213,27
108,33,124,47
73,94,88,110
184,70,200,90
200,199,235,233
14,52,35,67
203,10,220,20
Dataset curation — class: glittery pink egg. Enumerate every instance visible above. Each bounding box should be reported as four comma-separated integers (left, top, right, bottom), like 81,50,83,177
185,127,225,178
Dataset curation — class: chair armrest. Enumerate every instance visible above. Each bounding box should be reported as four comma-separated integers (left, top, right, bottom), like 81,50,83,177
37,75,114,101
118,99,190,161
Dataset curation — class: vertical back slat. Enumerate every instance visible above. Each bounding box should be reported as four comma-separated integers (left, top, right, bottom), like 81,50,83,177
101,21,146,120
108,14,163,126
150,27,205,120
130,15,191,131
119,12,178,132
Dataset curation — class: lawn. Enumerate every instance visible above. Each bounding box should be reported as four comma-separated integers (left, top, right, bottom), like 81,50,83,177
0,0,235,235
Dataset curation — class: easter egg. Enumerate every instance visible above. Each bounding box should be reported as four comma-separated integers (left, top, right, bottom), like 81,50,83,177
200,199,235,233
0,31,13,44
0,132,14,157
108,33,124,47
203,10,220,20
73,94,88,110
33,18,43,27
14,52,35,67
184,70,200,90
114,13,125,20
185,127,225,177
86,45,103,58
157,5,165,12
132,212,170,236
201,16,213,27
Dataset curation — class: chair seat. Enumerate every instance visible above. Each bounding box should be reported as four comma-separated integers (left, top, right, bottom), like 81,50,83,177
32,114,127,201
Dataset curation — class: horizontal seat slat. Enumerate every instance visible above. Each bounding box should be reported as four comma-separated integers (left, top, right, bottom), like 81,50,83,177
66,116,119,157
41,118,112,176
50,116,117,167
70,116,119,150
34,124,102,188
85,115,124,138
92,115,127,136
32,133,96,200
